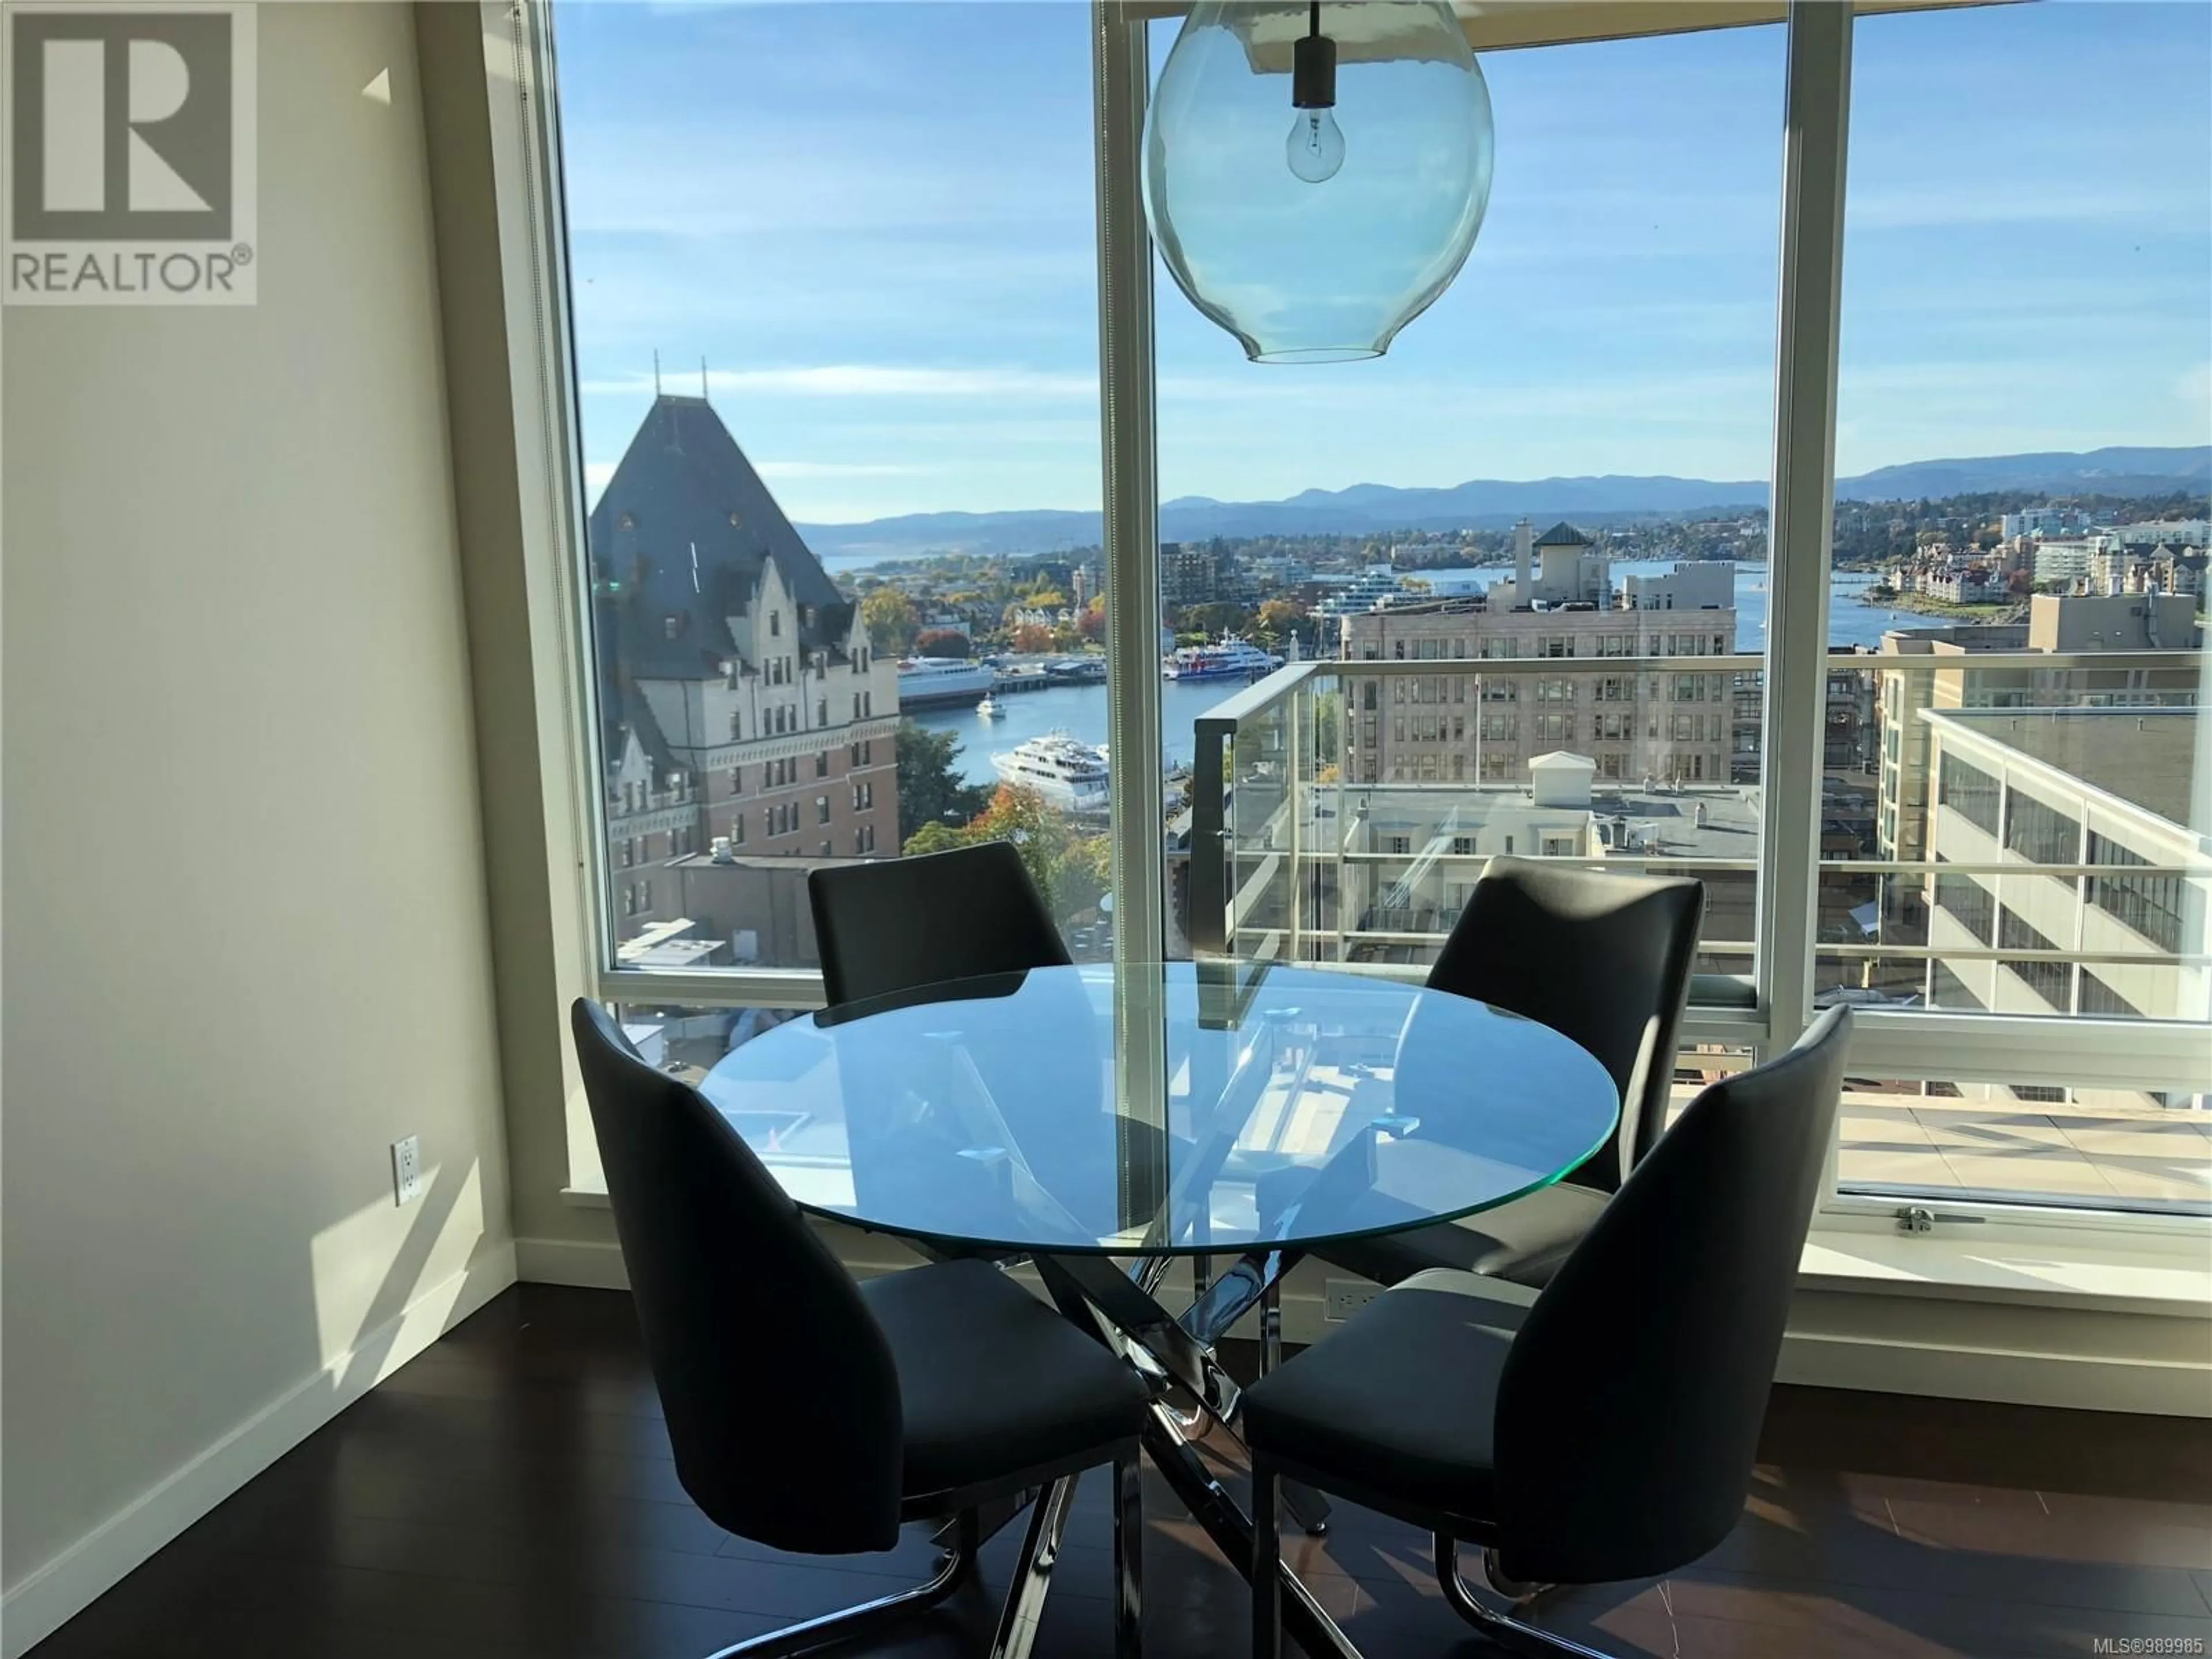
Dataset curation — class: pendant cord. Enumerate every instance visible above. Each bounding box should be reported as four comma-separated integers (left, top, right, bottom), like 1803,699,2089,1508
1309,0,1321,38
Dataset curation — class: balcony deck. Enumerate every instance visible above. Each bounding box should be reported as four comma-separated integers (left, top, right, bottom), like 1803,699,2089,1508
1834,1094,2212,1207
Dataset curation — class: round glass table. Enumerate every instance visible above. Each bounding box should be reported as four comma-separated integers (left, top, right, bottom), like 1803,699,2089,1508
700,960,1618,1259
700,960,1616,1659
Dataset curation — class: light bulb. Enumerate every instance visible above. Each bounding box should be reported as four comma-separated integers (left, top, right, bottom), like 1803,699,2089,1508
1286,107,1344,183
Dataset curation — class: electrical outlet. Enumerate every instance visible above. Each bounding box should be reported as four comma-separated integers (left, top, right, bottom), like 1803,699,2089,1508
1323,1277,1382,1323
391,1136,423,1206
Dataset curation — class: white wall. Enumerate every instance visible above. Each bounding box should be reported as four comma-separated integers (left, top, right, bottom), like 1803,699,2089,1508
0,6,514,1650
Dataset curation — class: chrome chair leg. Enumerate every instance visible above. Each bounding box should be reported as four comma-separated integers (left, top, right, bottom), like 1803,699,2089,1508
1251,1456,1282,1659
1253,1280,1331,1538
1435,1536,1613,1659
702,1509,976,1659
988,1472,1080,1659
1113,1455,1144,1659
1484,1545,1558,1604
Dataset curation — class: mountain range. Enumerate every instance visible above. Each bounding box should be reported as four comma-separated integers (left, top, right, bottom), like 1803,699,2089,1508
794,445,2211,562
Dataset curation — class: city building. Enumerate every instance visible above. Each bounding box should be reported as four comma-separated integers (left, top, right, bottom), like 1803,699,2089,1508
1161,540,1232,607
1921,707,2207,1062
1487,518,1610,610
1622,560,1733,612
2033,535,2108,585
2001,506,2090,539
1339,525,1737,790
589,393,902,956
1872,594,2201,867
1325,753,1760,975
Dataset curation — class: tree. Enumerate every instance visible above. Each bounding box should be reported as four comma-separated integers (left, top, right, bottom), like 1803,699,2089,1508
894,721,991,843
1076,597,1107,642
913,627,972,659
1183,601,1251,638
896,781,1112,926
861,588,919,653
1010,622,1055,655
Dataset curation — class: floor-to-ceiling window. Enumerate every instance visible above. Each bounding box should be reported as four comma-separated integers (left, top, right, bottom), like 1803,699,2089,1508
1160,17,1784,999
546,3,1115,1069
503,0,2210,1235
1819,0,2210,1217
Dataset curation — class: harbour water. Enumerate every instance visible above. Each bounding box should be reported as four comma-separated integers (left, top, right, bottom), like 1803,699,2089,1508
912,563,1900,786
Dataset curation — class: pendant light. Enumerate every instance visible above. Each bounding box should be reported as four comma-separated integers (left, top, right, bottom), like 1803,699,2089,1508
1143,0,1495,363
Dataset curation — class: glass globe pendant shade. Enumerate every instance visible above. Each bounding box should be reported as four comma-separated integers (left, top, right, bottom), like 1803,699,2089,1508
1143,0,1494,364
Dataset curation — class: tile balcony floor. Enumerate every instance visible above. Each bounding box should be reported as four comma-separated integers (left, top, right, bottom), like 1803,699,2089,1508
1832,1094,2212,1208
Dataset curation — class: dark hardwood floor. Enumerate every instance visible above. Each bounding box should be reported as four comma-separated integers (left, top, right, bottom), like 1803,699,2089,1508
28,1284,2212,1659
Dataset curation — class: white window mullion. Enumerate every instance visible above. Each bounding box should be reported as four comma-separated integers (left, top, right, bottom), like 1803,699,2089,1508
1092,1,1171,1228
1755,0,1851,1058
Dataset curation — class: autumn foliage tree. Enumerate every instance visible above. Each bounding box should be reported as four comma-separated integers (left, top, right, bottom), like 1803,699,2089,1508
912,627,973,658
859,587,919,653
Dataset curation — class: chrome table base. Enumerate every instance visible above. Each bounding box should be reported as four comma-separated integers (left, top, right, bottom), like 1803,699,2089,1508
1036,1248,1365,1659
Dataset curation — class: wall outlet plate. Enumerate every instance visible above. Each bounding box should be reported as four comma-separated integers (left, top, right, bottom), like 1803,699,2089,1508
391,1136,423,1206
1323,1277,1382,1322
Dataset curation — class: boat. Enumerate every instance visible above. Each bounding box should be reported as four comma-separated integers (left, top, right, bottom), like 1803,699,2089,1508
975,692,1006,719
895,656,996,708
1162,636,1284,680
990,732,1111,813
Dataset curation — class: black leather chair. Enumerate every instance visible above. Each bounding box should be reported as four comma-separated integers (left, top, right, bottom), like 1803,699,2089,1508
1297,857,1703,1289
571,998,1146,1659
809,840,1070,1006
1244,1006,1851,1659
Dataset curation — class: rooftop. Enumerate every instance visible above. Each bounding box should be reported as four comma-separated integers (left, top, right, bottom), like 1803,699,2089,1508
1924,707,2200,828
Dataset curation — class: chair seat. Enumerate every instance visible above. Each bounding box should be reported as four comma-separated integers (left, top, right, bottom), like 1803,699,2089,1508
1240,1283,1513,1526
1310,1181,1609,1289
860,1257,1146,1503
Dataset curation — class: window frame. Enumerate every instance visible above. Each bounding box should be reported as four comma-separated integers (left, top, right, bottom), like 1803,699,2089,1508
487,0,2209,1250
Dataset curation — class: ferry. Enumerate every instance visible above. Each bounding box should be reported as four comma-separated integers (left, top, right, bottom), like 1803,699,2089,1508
895,656,996,708
991,732,1111,813
1162,636,1283,681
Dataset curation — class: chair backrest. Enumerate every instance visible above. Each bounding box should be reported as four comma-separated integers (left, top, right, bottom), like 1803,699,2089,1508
1493,1005,1851,1586
809,840,1072,1007
1421,856,1702,1189
569,998,904,1555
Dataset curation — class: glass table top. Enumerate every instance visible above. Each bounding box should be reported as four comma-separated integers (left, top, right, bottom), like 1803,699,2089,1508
700,961,1619,1257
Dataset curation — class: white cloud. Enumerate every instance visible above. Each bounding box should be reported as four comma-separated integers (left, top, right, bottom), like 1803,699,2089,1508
579,365,1097,400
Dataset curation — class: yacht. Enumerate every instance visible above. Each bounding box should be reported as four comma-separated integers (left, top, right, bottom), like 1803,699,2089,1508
991,732,1111,813
975,691,1006,719
1162,637,1283,680
895,657,996,708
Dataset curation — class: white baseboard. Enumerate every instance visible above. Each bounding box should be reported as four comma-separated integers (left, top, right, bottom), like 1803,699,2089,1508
0,1240,519,1659
514,1234,629,1289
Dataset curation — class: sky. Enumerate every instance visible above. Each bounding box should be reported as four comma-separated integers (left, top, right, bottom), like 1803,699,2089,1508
553,1,2212,524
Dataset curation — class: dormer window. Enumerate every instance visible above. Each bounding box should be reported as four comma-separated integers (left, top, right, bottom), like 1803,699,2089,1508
664,613,683,638
728,510,743,527
618,512,636,530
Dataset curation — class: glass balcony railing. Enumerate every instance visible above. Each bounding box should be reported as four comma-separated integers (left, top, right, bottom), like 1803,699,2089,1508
1185,648,2211,1217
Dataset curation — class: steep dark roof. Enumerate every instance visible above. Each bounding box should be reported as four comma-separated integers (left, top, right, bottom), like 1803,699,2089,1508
1535,520,1592,548
588,395,853,688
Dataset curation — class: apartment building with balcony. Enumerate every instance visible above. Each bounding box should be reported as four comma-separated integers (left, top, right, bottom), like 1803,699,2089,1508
590,395,902,956
1872,593,2202,866
1921,707,2208,1109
